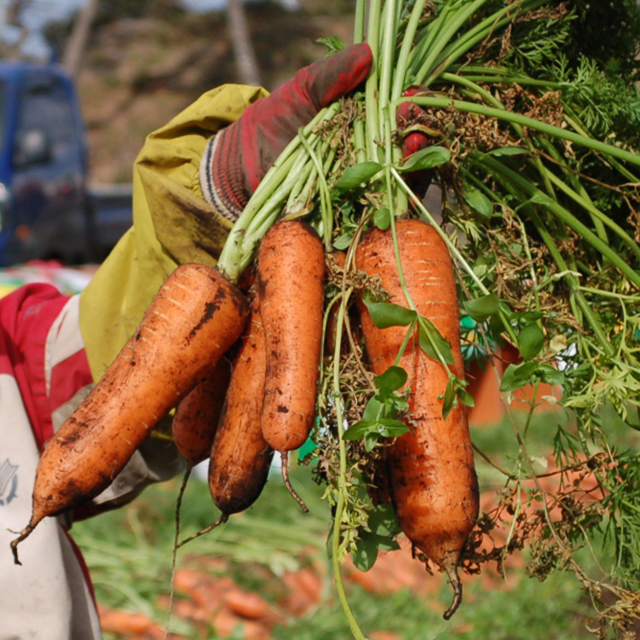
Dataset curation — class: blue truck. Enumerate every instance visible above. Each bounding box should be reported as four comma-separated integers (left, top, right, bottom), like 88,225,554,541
0,59,132,267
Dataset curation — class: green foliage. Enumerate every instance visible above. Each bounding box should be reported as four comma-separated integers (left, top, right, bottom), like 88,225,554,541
563,0,640,77
344,366,410,451
317,35,348,55
552,55,640,147
213,0,640,635
503,5,577,72
73,467,598,640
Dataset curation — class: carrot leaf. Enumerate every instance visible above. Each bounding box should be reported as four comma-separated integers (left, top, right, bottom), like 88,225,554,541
374,206,392,230
343,418,409,448
464,293,501,322
536,364,565,387
344,366,411,450
375,365,408,396
351,504,402,572
365,300,418,329
481,146,528,158
517,322,545,360
351,533,380,572
500,361,540,393
442,376,458,420
442,376,475,420
333,161,383,191
463,187,494,217
316,35,347,55
418,316,455,365
397,145,451,172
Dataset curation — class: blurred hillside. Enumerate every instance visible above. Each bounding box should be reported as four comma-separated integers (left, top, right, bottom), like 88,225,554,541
67,2,355,183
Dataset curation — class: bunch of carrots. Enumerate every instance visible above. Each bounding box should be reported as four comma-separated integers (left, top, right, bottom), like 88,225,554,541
12,1,640,637
11,215,477,623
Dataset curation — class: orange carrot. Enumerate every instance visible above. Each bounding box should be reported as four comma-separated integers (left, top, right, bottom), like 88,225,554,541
255,220,325,508
208,297,273,517
356,219,479,619
257,220,325,453
11,263,248,563
172,357,232,468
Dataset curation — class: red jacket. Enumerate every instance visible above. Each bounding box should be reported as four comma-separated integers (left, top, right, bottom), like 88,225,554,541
0,284,102,640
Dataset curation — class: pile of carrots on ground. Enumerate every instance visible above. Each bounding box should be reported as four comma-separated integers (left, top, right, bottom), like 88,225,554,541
11,215,479,620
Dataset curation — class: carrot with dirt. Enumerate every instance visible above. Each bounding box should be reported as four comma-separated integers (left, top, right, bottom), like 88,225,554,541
179,295,274,546
169,355,233,558
355,219,479,620
208,297,274,518
11,263,249,563
257,220,325,509
172,357,232,468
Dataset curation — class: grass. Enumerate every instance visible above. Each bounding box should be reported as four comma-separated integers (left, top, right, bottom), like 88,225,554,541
71,417,626,640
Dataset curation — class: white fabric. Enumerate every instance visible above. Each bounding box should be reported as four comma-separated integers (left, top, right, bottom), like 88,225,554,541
44,295,86,397
0,374,102,640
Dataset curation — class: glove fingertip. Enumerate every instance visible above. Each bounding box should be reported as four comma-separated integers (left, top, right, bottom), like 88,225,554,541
402,132,431,159
312,42,373,108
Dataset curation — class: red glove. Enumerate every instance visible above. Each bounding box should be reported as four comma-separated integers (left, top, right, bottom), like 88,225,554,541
201,43,373,221
396,86,436,200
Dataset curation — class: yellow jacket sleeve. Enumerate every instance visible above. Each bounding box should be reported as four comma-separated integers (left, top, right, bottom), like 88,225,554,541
79,84,269,381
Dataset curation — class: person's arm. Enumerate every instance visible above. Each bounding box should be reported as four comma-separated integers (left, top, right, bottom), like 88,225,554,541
80,44,373,382
79,84,268,381
56,45,372,509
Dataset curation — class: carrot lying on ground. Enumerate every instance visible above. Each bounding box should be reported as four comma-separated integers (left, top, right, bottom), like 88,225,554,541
355,219,479,620
11,263,249,563
257,220,325,508
172,357,232,468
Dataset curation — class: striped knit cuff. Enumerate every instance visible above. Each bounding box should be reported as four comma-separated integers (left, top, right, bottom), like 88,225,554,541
199,130,247,223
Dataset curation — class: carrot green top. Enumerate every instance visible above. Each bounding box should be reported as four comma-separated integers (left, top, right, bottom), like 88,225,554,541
79,84,268,382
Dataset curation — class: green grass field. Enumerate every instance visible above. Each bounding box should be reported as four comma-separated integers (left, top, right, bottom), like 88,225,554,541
71,404,640,639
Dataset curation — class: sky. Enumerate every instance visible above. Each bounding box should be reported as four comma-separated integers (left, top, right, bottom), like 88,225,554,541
3,0,299,30
0,0,299,59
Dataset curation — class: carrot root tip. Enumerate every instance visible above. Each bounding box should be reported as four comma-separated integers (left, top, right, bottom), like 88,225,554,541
10,522,38,565
442,565,463,620
177,513,229,549
281,452,309,513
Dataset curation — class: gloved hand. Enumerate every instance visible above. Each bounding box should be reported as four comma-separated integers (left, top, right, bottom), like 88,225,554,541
200,43,373,222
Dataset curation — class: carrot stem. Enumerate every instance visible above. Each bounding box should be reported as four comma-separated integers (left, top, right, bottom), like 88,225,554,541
413,0,491,84
365,0,382,161
377,0,399,123
297,130,333,252
392,0,429,100
330,290,367,640
218,103,340,282
407,96,640,169
353,0,366,44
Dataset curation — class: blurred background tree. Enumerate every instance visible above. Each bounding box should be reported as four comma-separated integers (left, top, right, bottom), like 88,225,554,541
34,0,356,183
25,0,640,183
